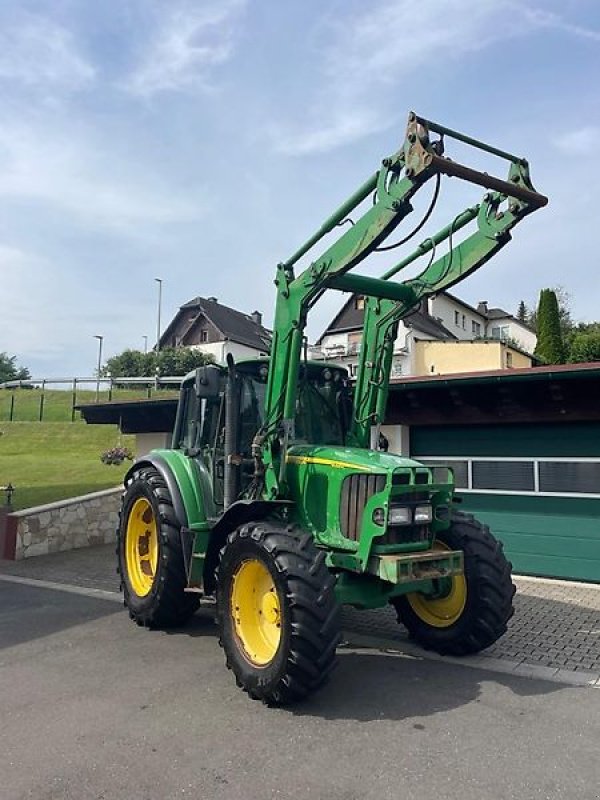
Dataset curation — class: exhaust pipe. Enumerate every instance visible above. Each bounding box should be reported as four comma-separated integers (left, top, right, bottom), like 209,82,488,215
224,353,239,509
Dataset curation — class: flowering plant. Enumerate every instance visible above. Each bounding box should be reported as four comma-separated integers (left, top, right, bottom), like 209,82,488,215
100,446,134,466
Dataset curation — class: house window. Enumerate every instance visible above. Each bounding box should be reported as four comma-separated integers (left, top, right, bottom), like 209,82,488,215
539,462,600,494
454,311,460,326
418,457,600,497
506,352,513,368
200,330,208,343
462,314,466,329
491,325,510,341
355,296,365,310
472,321,481,336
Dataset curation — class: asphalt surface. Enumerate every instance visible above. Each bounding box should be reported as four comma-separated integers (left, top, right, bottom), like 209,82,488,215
2,579,600,800
3,544,600,683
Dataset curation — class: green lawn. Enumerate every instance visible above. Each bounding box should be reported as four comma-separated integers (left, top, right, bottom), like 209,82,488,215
0,422,135,510
0,387,178,423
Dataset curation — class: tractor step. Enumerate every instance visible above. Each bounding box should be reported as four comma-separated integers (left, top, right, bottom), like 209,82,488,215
366,549,463,585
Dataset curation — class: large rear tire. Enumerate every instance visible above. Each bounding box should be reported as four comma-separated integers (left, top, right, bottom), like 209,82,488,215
216,522,341,705
117,466,199,628
392,511,515,655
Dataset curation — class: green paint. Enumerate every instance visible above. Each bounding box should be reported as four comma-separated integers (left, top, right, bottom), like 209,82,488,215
411,422,600,458
459,492,600,582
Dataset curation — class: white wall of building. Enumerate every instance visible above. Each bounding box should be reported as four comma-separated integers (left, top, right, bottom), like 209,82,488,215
429,294,484,341
191,340,268,365
488,317,537,353
136,432,172,457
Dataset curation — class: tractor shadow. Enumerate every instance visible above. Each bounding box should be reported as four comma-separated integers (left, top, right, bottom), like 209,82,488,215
289,646,568,723
168,609,570,724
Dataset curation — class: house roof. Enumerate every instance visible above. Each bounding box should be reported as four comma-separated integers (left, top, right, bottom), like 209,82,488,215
161,296,272,352
316,294,455,343
386,362,600,427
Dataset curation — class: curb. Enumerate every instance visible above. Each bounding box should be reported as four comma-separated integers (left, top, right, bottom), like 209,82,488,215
340,631,600,689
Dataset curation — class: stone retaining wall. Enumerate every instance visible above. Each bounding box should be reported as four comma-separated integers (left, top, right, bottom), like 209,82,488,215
1,487,122,560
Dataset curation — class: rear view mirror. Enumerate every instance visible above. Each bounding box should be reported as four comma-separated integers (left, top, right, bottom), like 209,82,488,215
195,365,221,398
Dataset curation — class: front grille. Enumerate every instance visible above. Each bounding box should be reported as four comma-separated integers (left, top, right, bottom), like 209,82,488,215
379,525,429,546
340,473,386,541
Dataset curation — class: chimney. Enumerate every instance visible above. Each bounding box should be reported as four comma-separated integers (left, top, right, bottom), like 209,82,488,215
251,310,262,326
477,301,488,315
207,296,218,303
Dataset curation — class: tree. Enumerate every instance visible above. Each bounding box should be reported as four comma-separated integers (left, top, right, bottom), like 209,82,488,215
527,285,572,339
516,300,528,323
0,352,31,383
569,331,600,363
567,323,600,363
103,347,214,378
534,289,566,364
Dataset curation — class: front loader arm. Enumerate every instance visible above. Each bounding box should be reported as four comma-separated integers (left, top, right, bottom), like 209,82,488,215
256,113,547,498
351,187,542,446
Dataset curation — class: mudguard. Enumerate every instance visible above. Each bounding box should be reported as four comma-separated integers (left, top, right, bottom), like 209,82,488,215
124,449,214,529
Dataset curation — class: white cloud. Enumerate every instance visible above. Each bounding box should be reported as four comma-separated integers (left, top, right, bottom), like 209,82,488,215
271,0,600,156
0,12,94,91
124,0,246,97
553,126,600,154
0,122,205,233
518,7,600,42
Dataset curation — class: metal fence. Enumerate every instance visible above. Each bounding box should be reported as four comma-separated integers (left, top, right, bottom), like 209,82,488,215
0,376,184,423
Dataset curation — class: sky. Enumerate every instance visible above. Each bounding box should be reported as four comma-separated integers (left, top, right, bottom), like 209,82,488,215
1,0,599,378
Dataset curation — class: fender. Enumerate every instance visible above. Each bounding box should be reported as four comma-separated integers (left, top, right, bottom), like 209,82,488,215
201,499,293,595
124,449,214,529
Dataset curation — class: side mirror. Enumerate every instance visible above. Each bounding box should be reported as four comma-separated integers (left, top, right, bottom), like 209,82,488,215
195,365,221,398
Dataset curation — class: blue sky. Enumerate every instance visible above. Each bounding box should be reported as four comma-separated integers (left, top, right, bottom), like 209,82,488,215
1,0,599,377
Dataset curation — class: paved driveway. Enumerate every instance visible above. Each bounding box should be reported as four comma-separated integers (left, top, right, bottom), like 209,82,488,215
1,579,599,800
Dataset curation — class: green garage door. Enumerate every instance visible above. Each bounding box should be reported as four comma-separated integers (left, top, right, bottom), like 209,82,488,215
411,422,600,583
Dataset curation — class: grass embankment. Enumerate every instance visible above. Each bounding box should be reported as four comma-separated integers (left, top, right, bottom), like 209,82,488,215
0,387,178,423
0,422,135,510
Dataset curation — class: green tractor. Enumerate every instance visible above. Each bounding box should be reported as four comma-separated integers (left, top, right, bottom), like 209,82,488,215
117,113,547,704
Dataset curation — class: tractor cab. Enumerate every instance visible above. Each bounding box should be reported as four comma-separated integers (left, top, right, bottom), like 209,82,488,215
172,359,351,509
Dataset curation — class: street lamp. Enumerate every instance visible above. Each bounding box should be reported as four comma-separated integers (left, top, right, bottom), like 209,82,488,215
155,277,163,353
142,335,148,354
94,335,103,403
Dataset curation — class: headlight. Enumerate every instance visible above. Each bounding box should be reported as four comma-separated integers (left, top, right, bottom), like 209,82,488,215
372,507,386,526
389,506,412,526
414,504,433,524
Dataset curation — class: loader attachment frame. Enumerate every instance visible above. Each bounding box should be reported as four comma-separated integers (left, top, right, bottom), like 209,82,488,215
252,112,547,501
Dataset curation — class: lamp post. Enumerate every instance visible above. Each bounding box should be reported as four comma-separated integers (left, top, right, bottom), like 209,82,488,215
155,277,163,353
142,335,148,354
94,335,103,403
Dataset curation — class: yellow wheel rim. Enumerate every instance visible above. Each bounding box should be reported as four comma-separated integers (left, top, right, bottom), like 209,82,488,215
230,559,282,666
407,541,467,628
125,497,159,597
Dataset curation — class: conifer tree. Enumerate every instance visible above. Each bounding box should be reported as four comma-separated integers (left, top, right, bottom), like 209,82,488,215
534,289,566,364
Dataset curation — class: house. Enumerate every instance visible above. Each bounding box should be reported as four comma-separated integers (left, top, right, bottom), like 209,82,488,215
159,296,272,363
311,291,537,378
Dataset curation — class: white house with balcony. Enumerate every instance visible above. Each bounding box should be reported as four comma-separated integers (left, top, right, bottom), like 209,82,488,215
310,291,537,378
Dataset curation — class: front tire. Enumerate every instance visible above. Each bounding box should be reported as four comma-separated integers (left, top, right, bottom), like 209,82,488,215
392,512,515,655
117,466,199,628
216,522,341,705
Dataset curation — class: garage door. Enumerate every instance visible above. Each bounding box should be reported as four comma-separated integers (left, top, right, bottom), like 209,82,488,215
411,423,600,583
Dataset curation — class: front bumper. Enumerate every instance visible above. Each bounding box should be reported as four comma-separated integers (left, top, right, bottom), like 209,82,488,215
366,549,464,585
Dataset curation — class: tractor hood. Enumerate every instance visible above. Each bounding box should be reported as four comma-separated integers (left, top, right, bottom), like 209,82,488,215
285,445,422,474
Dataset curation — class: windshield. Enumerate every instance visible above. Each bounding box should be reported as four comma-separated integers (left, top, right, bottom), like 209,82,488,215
238,367,346,449
294,380,344,445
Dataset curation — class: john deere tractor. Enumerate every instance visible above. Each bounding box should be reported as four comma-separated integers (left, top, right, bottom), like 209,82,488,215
118,113,547,704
